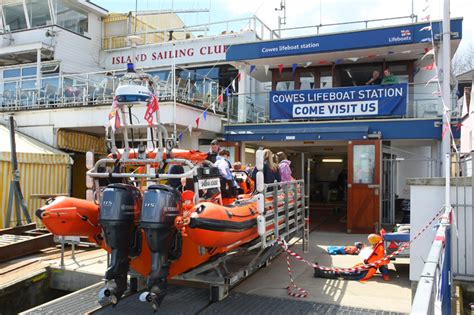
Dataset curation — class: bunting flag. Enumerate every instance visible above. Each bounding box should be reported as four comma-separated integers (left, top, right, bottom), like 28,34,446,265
422,4,429,12
367,54,376,59
264,65,270,76
212,102,216,114
318,60,327,64
387,51,395,54
420,37,432,43
232,79,236,91
304,61,312,68
422,48,434,60
422,63,436,71
144,93,159,126
188,125,193,136
441,121,450,139
278,64,283,74
218,94,223,105
203,109,207,121
178,133,183,141
425,75,438,86
249,65,256,74
108,97,121,131
419,25,432,31
237,72,241,81
421,15,430,21
345,57,359,62
292,63,297,74
225,87,230,97
195,116,200,128
335,59,343,64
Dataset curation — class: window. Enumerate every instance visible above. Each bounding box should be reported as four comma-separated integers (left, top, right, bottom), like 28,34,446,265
320,72,332,88
276,81,295,91
353,145,375,184
22,67,36,77
3,3,28,31
54,0,88,35
300,72,315,90
4,68,21,78
26,0,51,27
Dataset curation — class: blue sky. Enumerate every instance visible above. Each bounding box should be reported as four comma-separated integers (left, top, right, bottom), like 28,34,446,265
94,0,472,58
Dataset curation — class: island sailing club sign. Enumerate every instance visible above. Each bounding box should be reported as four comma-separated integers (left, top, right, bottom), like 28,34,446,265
105,32,255,70
269,84,407,120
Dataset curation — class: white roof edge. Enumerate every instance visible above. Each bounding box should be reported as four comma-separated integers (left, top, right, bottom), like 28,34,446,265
0,42,52,55
78,0,109,16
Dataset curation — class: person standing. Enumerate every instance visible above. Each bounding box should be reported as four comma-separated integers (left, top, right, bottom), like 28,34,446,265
277,151,293,182
252,149,281,188
207,139,219,163
381,67,399,85
365,70,382,85
214,150,239,188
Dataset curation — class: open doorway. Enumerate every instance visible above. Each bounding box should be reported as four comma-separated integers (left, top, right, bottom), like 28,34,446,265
308,152,348,232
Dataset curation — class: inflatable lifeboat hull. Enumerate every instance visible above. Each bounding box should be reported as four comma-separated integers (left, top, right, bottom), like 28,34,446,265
36,196,101,238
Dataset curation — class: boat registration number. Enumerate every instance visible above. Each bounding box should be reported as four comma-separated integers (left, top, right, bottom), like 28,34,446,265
198,178,221,189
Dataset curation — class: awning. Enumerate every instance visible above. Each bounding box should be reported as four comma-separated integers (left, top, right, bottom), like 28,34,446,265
0,125,72,227
57,130,107,155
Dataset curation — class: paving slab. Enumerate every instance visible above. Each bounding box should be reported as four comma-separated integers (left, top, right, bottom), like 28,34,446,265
234,232,411,313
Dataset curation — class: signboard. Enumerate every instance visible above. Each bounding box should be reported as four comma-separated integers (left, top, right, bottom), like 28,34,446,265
105,32,256,70
269,84,407,120
226,19,462,61
198,178,221,190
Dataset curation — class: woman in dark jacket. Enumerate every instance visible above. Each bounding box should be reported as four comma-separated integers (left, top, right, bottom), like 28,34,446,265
251,149,281,190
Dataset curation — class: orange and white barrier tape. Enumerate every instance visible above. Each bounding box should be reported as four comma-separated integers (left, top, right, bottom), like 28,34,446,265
275,206,446,298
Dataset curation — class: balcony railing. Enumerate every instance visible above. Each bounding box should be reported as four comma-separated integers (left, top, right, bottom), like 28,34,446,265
225,83,459,124
102,16,278,50
0,69,229,113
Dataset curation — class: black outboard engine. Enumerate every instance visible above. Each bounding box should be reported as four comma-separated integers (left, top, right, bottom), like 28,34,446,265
99,183,142,304
139,184,182,310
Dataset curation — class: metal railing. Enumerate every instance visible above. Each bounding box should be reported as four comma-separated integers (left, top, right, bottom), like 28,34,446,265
450,152,474,280
411,208,451,314
276,15,417,38
411,152,474,314
0,69,230,113
225,83,459,124
254,180,309,252
102,16,278,50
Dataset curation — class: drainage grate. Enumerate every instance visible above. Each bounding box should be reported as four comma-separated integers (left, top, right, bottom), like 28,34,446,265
201,293,407,315
92,285,210,315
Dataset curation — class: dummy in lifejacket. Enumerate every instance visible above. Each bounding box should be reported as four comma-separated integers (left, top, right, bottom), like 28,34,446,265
313,233,390,281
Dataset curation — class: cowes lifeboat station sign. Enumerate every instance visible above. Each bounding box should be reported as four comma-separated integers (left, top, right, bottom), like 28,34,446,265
104,32,256,70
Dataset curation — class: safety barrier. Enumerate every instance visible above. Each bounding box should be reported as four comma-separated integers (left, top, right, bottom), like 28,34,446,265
411,207,452,314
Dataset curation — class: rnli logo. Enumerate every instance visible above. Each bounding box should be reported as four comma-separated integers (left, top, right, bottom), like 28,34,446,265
400,29,411,37
388,29,412,43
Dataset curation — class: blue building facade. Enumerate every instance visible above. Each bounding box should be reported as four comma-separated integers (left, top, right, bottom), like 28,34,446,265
224,18,463,232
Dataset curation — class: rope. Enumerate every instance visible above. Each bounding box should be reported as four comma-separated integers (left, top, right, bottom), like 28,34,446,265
276,206,446,298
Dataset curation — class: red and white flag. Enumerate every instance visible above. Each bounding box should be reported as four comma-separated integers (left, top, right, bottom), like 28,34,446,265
144,93,159,126
108,97,121,131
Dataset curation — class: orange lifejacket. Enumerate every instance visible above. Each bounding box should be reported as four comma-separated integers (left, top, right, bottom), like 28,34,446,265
359,241,387,281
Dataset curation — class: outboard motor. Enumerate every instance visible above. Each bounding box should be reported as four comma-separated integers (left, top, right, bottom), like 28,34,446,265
98,183,142,304
139,185,182,310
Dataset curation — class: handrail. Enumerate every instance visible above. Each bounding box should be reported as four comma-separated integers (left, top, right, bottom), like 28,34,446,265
411,208,451,314
277,15,417,36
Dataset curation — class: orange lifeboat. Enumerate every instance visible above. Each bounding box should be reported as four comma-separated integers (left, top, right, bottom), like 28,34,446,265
178,201,259,248
36,196,101,238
